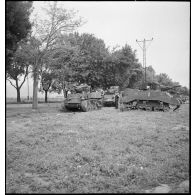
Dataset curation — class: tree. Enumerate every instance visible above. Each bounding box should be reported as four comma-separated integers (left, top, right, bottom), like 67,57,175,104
101,55,118,88
48,43,79,98
66,33,109,87
6,45,30,102
128,68,143,89
156,73,173,86
27,2,82,109
6,1,33,102
106,44,142,89
143,66,159,90
178,86,189,96
6,1,32,72
49,32,109,91
146,66,156,83
40,70,55,103
49,34,142,91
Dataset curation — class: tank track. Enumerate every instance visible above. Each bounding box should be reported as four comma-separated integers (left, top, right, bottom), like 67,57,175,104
81,99,102,112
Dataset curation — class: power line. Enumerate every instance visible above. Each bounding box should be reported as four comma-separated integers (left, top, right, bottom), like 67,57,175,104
136,38,153,84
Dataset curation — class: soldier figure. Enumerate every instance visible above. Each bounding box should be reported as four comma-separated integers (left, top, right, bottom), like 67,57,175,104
115,93,119,109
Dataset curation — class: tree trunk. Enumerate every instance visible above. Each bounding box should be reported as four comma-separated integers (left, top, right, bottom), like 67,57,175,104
63,88,67,98
62,80,67,98
32,72,38,109
45,90,48,103
16,88,21,103
15,79,21,103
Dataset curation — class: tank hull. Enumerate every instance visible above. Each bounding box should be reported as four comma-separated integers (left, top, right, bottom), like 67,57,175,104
119,88,180,112
103,94,115,107
64,92,103,112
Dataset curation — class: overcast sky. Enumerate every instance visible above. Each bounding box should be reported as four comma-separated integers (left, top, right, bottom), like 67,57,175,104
6,1,190,98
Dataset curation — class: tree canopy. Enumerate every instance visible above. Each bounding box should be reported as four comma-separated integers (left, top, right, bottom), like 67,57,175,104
6,1,33,71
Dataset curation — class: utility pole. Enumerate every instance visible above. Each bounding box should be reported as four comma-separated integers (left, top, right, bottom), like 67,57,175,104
136,38,153,85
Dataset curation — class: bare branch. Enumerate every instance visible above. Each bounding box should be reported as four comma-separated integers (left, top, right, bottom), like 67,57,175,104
19,66,29,89
7,78,17,89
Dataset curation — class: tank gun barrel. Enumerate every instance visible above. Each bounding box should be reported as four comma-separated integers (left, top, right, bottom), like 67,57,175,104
160,85,181,91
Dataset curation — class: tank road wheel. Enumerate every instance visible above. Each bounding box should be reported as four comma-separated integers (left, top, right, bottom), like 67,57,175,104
91,100,95,110
119,103,125,112
81,100,89,112
90,100,95,111
146,106,152,111
91,100,98,110
89,100,93,110
88,101,92,111
164,105,170,112
93,101,97,110
94,101,98,110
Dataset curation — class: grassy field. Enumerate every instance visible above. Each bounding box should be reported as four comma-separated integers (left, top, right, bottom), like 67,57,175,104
6,103,189,193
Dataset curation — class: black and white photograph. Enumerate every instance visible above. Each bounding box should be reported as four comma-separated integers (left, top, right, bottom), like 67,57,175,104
6,1,190,193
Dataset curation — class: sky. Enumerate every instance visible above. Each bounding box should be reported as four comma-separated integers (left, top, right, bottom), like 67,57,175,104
6,1,190,98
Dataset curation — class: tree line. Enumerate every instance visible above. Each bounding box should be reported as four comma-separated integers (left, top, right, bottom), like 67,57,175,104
6,2,189,106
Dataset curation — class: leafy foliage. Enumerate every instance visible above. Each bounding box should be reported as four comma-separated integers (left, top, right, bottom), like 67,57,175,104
39,70,55,102
47,33,109,94
67,33,109,87
6,1,33,71
49,34,142,91
112,45,142,89
156,73,173,86
6,43,32,102
6,1,33,102
40,71,54,91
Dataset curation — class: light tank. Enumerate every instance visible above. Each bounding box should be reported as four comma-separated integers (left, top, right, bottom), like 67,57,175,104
64,84,103,112
102,86,119,107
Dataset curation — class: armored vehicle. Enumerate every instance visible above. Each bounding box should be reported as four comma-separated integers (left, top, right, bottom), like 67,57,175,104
103,86,119,106
119,88,180,111
64,84,103,112
103,92,116,106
